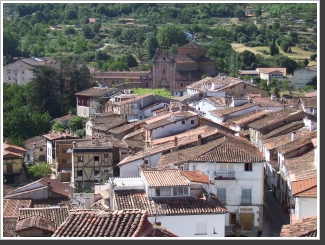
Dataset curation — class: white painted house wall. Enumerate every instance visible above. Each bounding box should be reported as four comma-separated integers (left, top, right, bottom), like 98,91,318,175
151,116,199,140
303,117,317,131
148,214,226,237
119,153,162,177
143,103,168,117
85,120,93,138
210,105,259,124
189,99,226,121
295,197,317,220
46,140,53,164
77,105,90,118
3,61,34,85
293,69,317,88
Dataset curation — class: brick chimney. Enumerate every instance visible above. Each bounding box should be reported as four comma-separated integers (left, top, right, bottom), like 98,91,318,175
174,137,178,147
197,134,202,145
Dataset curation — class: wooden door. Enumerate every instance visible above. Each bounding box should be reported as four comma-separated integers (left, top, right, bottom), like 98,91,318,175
239,213,254,231
7,164,13,173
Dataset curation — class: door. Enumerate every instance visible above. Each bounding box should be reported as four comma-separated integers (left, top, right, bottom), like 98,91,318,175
239,213,254,231
6,164,13,173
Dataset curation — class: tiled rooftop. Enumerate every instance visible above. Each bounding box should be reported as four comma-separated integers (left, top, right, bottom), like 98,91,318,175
157,136,263,168
206,96,232,107
300,97,317,108
280,215,317,237
250,96,283,107
289,169,317,182
178,42,206,49
3,142,26,153
257,67,286,75
112,94,153,106
5,176,74,199
175,54,196,63
304,90,317,98
54,114,74,122
93,71,149,78
52,209,151,237
181,170,210,184
112,177,144,188
3,199,33,219
32,197,71,208
227,110,272,126
15,215,56,233
284,150,315,176
3,219,17,237
75,87,117,97
123,128,144,140
142,169,190,187
291,177,317,197
92,117,126,131
248,109,305,130
114,190,228,215
23,136,47,150
123,139,145,149
3,150,24,158
209,103,257,117
311,137,317,147
109,123,134,134
42,131,78,141
17,207,70,229
277,130,317,154
261,121,305,140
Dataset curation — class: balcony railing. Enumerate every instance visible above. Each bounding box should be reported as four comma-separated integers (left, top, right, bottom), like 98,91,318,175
214,171,235,180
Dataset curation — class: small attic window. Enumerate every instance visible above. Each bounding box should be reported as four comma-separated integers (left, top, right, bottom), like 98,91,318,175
163,58,165,60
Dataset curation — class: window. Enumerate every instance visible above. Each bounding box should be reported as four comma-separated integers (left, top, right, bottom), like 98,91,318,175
144,159,148,165
181,83,183,87
146,82,148,88
22,71,24,74
77,170,83,177
182,120,185,124
241,189,252,204
230,213,237,225
244,163,252,171
217,188,226,203
27,154,30,161
195,221,207,235
104,154,108,158
192,165,197,171
94,170,99,176
39,156,45,161
191,120,194,124
173,186,189,196
183,163,189,170
7,76,11,80
244,85,247,89
156,187,171,196
78,156,83,162
220,163,227,171
40,148,43,152
94,156,99,161
162,68,166,74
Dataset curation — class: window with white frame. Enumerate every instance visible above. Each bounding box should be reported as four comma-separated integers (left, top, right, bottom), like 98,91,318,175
195,221,207,235
241,189,252,204
173,186,189,196
217,188,226,203
156,187,171,196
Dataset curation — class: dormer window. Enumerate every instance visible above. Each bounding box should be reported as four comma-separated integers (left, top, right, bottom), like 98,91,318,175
173,186,189,196
155,187,171,196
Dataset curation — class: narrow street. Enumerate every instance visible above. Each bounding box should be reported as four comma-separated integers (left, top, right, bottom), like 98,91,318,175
262,179,290,237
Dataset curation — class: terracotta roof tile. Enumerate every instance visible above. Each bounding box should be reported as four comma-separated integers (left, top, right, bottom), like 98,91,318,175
3,142,26,153
23,136,47,150
304,91,317,98
113,190,228,215
3,219,17,237
122,139,145,149
157,136,263,169
54,114,74,122
284,150,315,176
17,207,70,229
206,96,232,107
280,215,317,237
142,169,190,187
300,98,317,108
261,121,305,140
250,96,283,107
311,138,317,147
209,103,258,117
277,130,317,154
175,54,196,63
15,215,56,233
92,117,126,131
289,169,317,182
75,87,117,97
3,199,33,219
109,123,134,134
112,94,153,106
123,128,144,140
93,71,149,79
227,110,272,126
42,131,78,141
178,42,206,49
52,209,150,237
3,150,24,158
248,109,305,130
181,171,210,184
291,177,317,197
257,67,286,75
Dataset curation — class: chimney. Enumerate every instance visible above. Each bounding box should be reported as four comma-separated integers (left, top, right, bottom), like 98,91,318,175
291,131,296,141
95,138,99,146
271,94,276,101
84,197,90,209
197,134,202,145
109,179,116,210
104,135,109,142
49,131,52,137
91,137,95,144
174,137,178,147
250,78,254,83
47,181,51,189
33,142,36,149
72,141,76,148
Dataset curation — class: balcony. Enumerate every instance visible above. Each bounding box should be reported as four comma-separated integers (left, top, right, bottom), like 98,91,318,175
214,171,235,180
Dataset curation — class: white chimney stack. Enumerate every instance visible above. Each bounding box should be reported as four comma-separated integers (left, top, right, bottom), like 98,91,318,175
109,179,116,210
84,197,90,209
291,131,297,141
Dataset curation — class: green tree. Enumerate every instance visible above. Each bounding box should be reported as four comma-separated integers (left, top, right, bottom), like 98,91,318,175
254,6,262,18
156,24,187,47
144,35,159,58
269,40,279,56
122,53,138,68
51,121,66,132
92,22,102,34
306,76,317,89
234,7,245,18
281,79,294,96
238,50,256,69
280,40,290,52
310,54,317,61
27,162,54,181
67,116,86,132
82,25,93,39
3,28,20,60
303,58,309,67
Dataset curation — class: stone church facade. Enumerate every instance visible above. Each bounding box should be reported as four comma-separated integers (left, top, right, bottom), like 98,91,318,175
93,42,216,97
